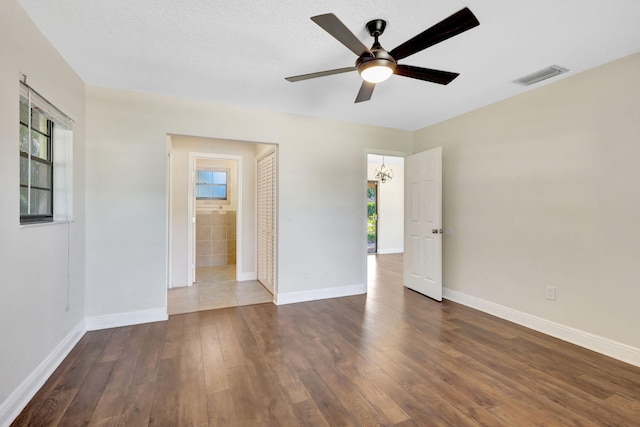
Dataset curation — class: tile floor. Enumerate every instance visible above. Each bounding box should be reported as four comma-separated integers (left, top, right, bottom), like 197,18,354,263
167,265,273,315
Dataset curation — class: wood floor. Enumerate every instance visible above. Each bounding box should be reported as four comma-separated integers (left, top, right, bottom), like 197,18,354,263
12,254,640,426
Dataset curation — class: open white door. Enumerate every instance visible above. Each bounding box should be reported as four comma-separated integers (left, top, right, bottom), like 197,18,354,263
404,147,443,301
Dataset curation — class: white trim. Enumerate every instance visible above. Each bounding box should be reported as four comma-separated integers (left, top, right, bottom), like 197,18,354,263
376,248,404,255
19,219,75,229
166,136,173,290
275,284,366,305
237,271,258,281
0,320,85,427
443,288,640,368
187,153,196,286
85,308,168,331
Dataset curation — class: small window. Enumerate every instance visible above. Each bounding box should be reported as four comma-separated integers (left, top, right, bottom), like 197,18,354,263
19,81,74,224
196,170,227,200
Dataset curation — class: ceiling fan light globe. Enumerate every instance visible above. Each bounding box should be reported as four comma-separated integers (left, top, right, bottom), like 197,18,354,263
360,65,393,83
358,58,396,83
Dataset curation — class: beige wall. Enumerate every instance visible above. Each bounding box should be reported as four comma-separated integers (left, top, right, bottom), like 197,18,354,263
86,86,413,316
414,53,640,349
0,0,86,410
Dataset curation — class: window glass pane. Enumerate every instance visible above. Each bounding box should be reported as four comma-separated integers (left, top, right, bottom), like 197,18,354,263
31,131,50,160
211,171,227,185
19,102,29,124
20,187,28,215
31,160,52,189
197,170,213,184
30,108,50,135
197,185,213,198
30,188,52,215
20,156,29,186
212,186,227,199
19,124,30,153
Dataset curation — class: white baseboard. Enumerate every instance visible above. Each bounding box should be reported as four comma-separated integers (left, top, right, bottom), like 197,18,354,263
85,308,168,331
376,248,404,255
0,320,86,427
443,288,640,368
237,271,257,281
275,283,366,305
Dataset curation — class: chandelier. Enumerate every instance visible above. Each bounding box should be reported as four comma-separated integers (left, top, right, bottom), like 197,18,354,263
375,156,393,183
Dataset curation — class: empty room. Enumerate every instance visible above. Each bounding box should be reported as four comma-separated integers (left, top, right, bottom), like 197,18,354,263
1,0,640,425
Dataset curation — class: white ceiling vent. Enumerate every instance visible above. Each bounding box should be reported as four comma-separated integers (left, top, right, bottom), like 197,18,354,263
513,65,569,86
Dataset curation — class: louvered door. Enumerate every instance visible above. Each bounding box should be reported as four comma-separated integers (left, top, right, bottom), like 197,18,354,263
257,152,276,293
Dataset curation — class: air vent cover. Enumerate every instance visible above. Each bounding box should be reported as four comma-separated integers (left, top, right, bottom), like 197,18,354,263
513,65,569,86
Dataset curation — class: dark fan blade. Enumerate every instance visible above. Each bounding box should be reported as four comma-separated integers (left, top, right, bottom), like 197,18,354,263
285,66,357,82
390,8,479,61
311,13,370,56
394,65,459,85
355,81,375,103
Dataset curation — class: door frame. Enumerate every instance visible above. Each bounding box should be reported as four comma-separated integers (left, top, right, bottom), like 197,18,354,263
187,152,243,286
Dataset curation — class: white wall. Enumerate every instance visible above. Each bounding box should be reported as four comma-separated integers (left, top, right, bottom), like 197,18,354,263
0,0,86,415
414,52,640,350
367,156,404,253
169,135,266,288
85,86,413,313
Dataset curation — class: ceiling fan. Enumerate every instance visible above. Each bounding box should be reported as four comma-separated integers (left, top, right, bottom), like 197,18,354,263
285,7,480,103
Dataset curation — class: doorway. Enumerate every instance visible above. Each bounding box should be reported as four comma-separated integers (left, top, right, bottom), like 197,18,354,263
193,158,238,285
366,154,405,255
189,154,241,286
166,135,277,314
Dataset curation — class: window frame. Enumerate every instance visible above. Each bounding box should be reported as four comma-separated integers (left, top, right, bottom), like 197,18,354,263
195,169,229,201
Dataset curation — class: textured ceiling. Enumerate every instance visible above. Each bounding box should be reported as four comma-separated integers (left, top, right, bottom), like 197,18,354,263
17,0,640,131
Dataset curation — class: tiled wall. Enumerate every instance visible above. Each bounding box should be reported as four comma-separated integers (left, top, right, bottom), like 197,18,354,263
195,210,236,267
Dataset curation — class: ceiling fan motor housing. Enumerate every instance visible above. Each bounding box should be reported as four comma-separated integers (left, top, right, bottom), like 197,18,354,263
356,50,397,75
357,19,396,77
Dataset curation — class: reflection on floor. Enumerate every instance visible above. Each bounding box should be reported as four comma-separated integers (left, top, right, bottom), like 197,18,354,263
167,265,273,315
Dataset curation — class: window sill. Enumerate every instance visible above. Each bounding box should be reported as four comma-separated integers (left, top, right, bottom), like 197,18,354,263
20,219,75,229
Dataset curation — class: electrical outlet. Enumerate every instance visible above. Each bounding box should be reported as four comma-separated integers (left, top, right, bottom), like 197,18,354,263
545,286,556,301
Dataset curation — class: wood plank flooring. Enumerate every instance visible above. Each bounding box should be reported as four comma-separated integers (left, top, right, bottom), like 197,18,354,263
12,254,640,426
